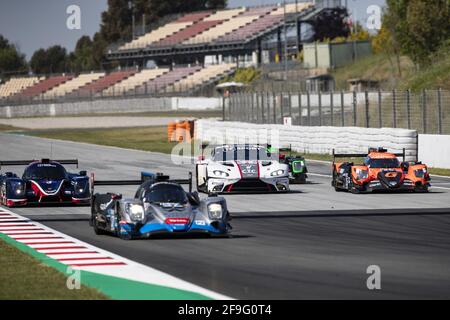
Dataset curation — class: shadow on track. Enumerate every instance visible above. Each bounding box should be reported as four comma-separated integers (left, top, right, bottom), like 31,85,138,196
231,208,450,220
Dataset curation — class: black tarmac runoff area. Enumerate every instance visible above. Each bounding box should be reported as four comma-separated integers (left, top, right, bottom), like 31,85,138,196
1,133,450,299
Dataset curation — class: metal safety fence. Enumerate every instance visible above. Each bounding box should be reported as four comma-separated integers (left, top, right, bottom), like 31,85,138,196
224,90,450,134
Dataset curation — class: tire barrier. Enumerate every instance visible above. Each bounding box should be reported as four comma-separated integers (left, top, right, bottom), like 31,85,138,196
195,119,418,161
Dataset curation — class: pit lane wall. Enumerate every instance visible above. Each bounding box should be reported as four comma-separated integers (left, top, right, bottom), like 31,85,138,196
418,134,450,169
195,119,418,161
0,97,221,118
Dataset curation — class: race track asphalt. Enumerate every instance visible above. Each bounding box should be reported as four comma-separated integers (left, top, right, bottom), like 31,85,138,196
1,133,450,299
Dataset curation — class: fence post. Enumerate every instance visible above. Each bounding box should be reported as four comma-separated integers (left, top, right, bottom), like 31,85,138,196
406,89,411,130
255,92,259,124
422,89,427,134
330,91,334,126
288,92,292,120
222,96,226,121
307,91,311,126
280,93,284,123
318,91,322,126
273,92,277,124
392,89,397,128
298,91,302,126
352,91,357,126
341,90,345,127
261,92,265,123
378,90,382,128
438,88,443,134
365,91,370,128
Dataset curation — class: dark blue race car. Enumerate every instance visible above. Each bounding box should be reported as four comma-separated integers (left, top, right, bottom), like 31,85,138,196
0,159,90,207
90,172,232,240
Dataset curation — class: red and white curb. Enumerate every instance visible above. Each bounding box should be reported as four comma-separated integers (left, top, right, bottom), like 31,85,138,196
0,208,232,300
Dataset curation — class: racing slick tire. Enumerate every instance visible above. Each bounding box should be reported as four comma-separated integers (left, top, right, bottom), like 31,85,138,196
92,216,107,235
195,165,208,193
292,174,307,184
414,184,429,193
332,170,345,192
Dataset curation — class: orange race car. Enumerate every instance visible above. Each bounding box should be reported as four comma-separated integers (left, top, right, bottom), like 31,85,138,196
332,147,431,193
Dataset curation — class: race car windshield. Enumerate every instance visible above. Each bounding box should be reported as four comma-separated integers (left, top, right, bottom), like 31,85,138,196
213,147,272,162
144,184,188,204
23,164,67,180
366,158,400,169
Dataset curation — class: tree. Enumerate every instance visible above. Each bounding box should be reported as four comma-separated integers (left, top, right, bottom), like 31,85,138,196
312,8,350,42
70,36,97,72
384,0,450,67
404,0,450,66
30,45,69,74
0,35,28,77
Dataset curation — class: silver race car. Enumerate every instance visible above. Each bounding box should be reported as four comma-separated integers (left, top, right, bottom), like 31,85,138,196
90,172,232,240
196,144,290,193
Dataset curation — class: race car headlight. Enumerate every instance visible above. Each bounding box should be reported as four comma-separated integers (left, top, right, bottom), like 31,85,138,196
74,181,87,194
355,169,369,180
126,204,145,222
212,170,229,178
10,181,25,196
208,203,223,219
270,169,285,177
414,168,427,178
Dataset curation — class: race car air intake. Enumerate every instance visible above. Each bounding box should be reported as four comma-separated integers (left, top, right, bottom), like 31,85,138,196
377,171,402,189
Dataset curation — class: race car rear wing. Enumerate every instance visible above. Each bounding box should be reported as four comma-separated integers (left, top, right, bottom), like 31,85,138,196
332,148,406,163
0,159,79,169
91,172,193,193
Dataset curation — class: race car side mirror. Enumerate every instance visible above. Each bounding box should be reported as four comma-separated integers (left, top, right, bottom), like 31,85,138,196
79,170,87,176
400,162,409,172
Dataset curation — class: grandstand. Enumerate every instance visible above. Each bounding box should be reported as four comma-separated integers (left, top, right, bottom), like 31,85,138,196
101,68,169,96
107,1,328,65
19,75,73,99
42,73,105,99
0,77,41,99
0,1,345,106
166,64,236,93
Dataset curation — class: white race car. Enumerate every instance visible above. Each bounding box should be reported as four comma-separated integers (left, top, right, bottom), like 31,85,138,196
196,144,290,193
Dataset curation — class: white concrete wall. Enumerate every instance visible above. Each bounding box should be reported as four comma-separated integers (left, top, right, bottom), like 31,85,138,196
0,97,221,118
195,119,418,161
418,134,450,169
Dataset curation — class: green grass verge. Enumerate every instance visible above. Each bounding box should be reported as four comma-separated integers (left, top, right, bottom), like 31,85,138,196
332,52,450,91
0,124,20,131
27,126,180,154
0,237,108,300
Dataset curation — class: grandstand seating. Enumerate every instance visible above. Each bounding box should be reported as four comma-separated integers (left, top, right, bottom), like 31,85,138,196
158,8,245,46
0,77,41,98
101,68,169,96
136,66,202,94
19,75,73,99
119,11,213,50
69,70,137,97
42,73,105,98
216,3,313,43
117,4,315,48
167,63,236,92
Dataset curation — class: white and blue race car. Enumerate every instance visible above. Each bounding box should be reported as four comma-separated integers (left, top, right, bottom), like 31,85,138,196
196,144,290,193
